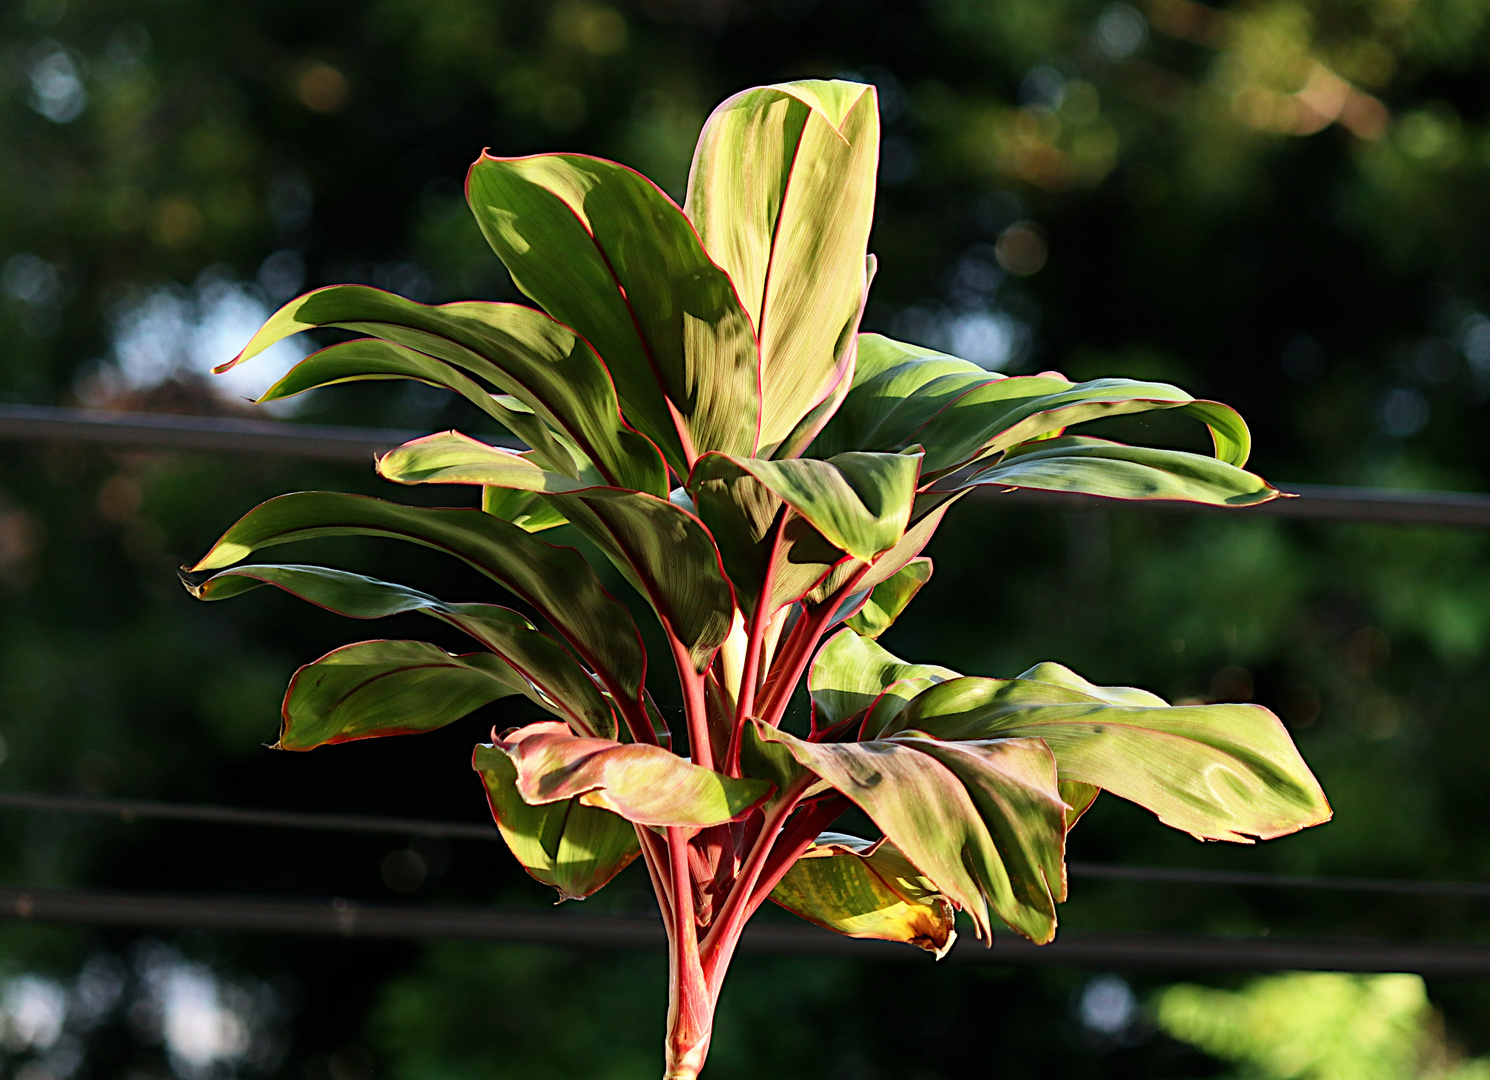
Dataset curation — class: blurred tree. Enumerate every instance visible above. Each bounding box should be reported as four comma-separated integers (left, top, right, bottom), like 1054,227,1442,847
3,0,1490,1076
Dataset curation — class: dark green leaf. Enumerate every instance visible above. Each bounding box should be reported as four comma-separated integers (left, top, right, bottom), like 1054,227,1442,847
185,562,617,739
188,492,647,710
278,639,527,750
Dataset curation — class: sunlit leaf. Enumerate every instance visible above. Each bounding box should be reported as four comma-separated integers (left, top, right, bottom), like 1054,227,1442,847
885,663,1333,842
770,832,957,957
468,153,759,474
499,721,772,827
808,628,958,732
753,721,1066,942
686,80,879,455
812,333,1255,474
219,284,667,495
473,742,640,901
945,436,1278,506
844,557,932,638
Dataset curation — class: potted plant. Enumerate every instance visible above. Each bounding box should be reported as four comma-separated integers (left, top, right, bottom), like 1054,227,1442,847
184,80,1330,1079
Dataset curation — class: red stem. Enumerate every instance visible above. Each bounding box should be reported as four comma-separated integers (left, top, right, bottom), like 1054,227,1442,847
756,565,872,730
698,778,812,993
724,517,788,775
669,635,714,772
663,826,711,1077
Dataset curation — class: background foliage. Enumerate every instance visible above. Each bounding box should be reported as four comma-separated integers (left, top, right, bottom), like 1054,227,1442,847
3,0,1490,1076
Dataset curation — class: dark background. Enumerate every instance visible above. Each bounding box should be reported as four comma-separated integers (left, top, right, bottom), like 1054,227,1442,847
4,0,1490,1076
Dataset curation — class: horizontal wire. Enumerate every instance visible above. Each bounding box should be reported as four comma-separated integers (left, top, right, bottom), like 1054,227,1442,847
3,790,1486,900
2,403,1489,527
1,883,1489,976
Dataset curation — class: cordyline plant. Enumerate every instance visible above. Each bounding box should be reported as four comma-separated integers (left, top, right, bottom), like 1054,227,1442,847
183,81,1331,1078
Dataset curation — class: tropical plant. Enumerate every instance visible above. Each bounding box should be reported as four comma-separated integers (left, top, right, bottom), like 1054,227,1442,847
182,79,1331,1079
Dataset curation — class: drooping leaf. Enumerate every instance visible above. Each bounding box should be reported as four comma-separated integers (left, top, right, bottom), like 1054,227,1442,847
219,284,667,495
278,640,528,750
185,562,617,739
885,663,1333,842
753,721,1066,942
811,333,1255,475
257,337,575,474
481,486,568,533
770,832,957,956
187,492,647,709
808,628,959,731
473,742,640,901
943,437,1279,506
498,721,772,827
685,80,880,455
377,432,735,670
845,557,932,638
467,152,759,473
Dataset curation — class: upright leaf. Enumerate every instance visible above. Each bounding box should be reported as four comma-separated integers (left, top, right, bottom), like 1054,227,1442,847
219,284,667,495
686,80,880,454
888,665,1333,842
770,832,957,957
188,492,647,709
467,153,760,473
185,563,617,739
474,743,641,901
278,640,528,750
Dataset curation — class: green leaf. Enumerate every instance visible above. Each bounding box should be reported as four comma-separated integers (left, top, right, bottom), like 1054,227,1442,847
802,490,963,608
220,284,667,495
467,153,759,474
770,832,957,957
473,743,640,902
278,640,528,750
808,628,958,732
887,664,1333,842
188,492,648,710
685,80,880,455
753,721,1067,943
498,721,772,827
690,451,922,563
947,437,1278,506
377,432,735,670
811,333,1255,474
185,562,618,739
481,487,568,533
258,337,575,475
845,557,932,638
